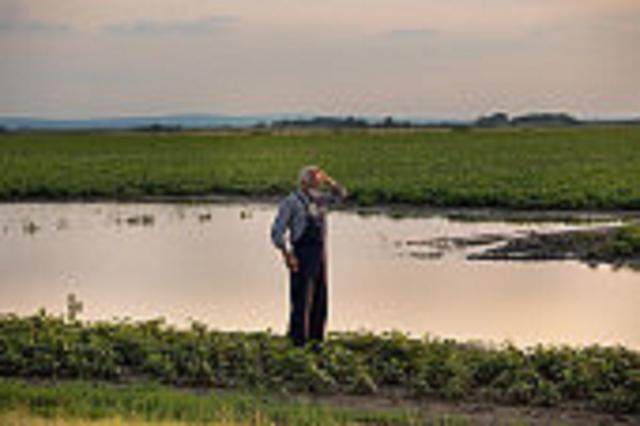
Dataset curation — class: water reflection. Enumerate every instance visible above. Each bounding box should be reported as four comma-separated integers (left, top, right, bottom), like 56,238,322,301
0,202,638,350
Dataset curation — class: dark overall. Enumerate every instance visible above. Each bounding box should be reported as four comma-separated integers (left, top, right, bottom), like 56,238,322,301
288,192,327,347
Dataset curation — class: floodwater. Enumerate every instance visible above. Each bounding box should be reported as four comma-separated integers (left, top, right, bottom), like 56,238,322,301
0,202,638,350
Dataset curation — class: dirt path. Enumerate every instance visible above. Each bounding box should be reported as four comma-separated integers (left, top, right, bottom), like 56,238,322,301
303,392,639,425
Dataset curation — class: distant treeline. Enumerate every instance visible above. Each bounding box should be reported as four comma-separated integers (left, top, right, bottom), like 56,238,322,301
268,115,414,129
269,113,640,130
476,112,640,128
476,112,582,127
262,113,640,130
1,112,639,133
132,123,184,132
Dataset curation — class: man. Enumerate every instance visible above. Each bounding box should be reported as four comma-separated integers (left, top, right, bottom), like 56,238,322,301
271,166,347,348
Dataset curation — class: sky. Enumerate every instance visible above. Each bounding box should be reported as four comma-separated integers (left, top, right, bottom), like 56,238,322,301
0,0,638,119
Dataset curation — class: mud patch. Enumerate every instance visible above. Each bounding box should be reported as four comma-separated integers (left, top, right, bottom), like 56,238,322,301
400,233,515,259
470,224,640,271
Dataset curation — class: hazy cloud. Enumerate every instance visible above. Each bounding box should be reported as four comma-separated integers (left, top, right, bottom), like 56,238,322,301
105,15,239,36
1,0,638,119
0,19,73,33
387,28,438,38
595,11,640,33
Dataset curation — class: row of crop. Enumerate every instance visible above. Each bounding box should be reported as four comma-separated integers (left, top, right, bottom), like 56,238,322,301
1,128,640,209
1,312,638,414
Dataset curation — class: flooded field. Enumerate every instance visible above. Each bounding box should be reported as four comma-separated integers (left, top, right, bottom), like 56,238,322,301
0,202,638,350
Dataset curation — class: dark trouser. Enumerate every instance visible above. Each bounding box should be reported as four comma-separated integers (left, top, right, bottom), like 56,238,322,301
288,242,327,347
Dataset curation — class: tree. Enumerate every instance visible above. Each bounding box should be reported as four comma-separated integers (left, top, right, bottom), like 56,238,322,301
476,112,510,127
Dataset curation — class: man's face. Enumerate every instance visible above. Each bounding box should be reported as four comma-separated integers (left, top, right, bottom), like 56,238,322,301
309,169,320,189
303,169,320,190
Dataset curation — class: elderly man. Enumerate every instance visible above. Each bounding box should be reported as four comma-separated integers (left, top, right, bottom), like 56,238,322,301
271,166,347,348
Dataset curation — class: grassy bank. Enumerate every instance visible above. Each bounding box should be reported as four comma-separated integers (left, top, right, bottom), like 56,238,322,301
0,379,438,426
1,127,639,209
1,313,638,416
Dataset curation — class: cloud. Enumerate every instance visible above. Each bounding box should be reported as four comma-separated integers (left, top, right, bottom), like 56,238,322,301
386,28,438,38
595,10,640,33
105,15,239,36
0,19,73,33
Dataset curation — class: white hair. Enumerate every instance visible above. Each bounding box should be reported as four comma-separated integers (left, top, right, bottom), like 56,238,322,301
298,165,318,187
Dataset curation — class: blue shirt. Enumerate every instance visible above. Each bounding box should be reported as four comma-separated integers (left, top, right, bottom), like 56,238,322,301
270,185,347,251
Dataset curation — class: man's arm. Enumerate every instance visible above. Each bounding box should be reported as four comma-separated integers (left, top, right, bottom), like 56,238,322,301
271,198,292,251
270,197,299,272
316,169,347,205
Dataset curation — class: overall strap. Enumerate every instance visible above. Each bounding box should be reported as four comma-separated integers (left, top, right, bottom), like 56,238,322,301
294,190,311,214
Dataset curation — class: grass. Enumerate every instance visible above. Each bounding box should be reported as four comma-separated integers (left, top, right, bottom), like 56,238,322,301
0,379,446,426
607,224,640,257
0,127,640,209
1,312,638,416
470,223,640,267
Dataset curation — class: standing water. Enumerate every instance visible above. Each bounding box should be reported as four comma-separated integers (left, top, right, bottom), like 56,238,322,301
0,202,638,350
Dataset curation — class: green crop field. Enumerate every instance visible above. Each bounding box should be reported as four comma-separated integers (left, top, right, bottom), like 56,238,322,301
0,126,639,209
1,312,639,417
